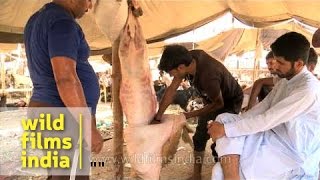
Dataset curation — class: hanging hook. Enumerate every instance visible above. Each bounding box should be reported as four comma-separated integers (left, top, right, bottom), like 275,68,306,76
127,0,143,17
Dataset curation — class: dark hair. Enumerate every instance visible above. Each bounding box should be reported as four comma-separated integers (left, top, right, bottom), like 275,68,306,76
271,32,310,64
308,48,318,65
158,45,192,72
266,51,274,60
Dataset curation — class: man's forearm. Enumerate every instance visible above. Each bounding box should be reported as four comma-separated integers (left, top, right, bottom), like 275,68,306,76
155,77,181,119
247,77,274,109
56,79,96,130
247,81,263,109
56,80,88,108
51,54,103,153
156,89,176,118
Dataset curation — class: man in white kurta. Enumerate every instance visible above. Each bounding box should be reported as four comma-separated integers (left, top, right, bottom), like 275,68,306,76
209,32,320,180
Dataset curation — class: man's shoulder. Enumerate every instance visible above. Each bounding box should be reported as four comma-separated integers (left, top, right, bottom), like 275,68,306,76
33,3,74,26
191,49,231,81
190,49,219,66
189,49,204,55
282,71,320,95
190,49,216,60
304,73,320,92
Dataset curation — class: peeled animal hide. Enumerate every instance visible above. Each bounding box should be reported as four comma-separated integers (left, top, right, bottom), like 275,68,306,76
93,0,128,42
118,10,186,180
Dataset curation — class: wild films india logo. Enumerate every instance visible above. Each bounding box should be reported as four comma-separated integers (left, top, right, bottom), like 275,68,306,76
17,108,91,176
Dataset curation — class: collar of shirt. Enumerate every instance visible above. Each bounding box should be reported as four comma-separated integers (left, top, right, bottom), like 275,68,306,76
286,66,308,86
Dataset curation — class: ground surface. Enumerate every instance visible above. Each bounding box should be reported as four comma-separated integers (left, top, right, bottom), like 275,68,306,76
2,103,319,180
0,103,214,180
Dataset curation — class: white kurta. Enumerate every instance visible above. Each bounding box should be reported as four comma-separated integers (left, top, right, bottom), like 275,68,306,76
212,67,320,180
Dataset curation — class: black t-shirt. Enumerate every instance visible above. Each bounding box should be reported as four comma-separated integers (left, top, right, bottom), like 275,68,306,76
188,50,243,113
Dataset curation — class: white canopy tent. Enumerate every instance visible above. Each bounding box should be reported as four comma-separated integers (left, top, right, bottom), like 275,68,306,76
0,0,320,54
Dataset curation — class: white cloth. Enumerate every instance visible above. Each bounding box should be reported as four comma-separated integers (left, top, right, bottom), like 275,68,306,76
212,67,320,180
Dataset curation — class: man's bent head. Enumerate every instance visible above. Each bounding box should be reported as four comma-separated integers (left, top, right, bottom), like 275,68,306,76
266,51,276,75
158,45,193,78
271,32,310,80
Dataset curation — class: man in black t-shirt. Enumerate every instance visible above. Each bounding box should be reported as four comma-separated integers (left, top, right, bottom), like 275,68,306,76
153,45,243,180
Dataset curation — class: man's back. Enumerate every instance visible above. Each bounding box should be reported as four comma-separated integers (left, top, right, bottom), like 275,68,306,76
189,50,243,113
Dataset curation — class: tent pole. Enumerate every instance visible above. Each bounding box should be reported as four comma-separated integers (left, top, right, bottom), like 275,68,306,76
1,54,5,92
103,84,107,104
253,29,262,82
112,37,124,180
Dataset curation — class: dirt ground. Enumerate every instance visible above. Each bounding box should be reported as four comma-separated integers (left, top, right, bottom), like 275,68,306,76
92,103,214,180
90,133,214,180
0,136,214,180
0,103,215,180
2,103,319,180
